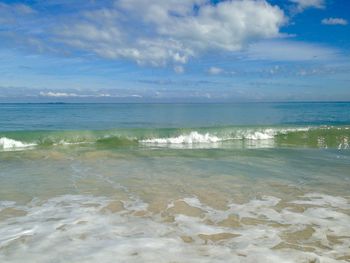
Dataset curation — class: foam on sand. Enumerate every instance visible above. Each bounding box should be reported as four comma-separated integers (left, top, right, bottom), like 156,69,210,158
0,193,349,262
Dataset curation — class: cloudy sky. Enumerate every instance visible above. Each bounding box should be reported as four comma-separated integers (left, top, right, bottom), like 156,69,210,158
0,0,349,102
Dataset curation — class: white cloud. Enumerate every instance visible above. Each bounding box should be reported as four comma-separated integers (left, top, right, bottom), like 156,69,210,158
39,91,112,98
0,2,35,24
134,0,285,51
40,92,79,97
289,0,325,11
55,0,285,66
246,40,339,61
208,67,223,75
12,4,35,14
0,3,35,14
322,18,348,26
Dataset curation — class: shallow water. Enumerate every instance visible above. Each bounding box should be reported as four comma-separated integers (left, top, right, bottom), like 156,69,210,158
0,103,350,262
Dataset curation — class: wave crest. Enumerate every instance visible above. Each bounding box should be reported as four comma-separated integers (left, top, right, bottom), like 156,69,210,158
141,131,222,144
0,137,36,150
1,126,349,150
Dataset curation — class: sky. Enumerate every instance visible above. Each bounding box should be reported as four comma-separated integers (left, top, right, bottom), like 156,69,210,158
0,0,349,102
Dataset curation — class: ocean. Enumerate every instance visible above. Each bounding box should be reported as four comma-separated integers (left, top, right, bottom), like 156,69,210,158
0,102,349,262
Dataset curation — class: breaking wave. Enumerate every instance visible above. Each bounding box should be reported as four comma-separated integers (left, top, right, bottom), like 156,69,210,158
0,137,37,151
141,131,222,144
0,126,349,151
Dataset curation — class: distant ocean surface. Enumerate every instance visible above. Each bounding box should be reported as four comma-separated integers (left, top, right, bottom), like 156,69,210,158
1,102,350,262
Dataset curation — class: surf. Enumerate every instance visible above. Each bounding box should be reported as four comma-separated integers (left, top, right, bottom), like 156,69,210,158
1,125,349,151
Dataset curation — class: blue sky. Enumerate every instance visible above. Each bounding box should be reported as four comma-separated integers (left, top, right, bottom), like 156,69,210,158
0,0,349,102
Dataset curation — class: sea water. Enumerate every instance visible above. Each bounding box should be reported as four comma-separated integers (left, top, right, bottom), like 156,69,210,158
0,102,349,262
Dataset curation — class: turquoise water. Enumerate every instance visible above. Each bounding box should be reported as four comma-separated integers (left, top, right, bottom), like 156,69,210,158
1,102,350,130
0,103,350,262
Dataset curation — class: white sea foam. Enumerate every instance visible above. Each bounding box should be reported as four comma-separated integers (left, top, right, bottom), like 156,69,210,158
290,193,350,209
141,131,222,144
338,137,349,149
0,193,349,262
53,140,92,146
140,128,310,146
235,127,310,140
0,137,36,151
243,131,274,140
